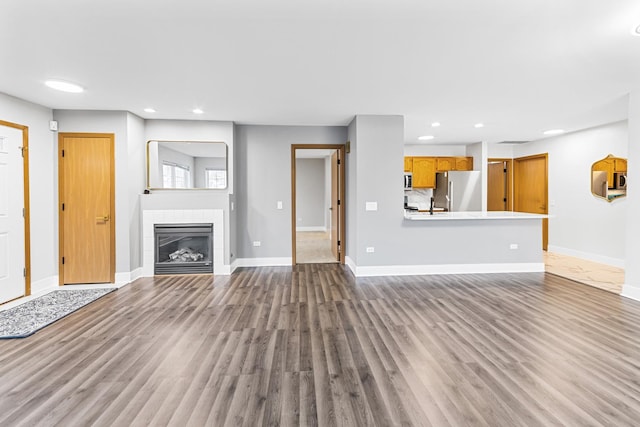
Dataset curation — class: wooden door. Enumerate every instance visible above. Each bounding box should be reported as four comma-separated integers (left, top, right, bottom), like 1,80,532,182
331,150,339,260
487,159,512,211
514,154,548,250
0,122,29,303
59,133,115,284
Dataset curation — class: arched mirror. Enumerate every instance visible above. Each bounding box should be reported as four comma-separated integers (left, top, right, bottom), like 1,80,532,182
146,140,228,189
591,154,627,202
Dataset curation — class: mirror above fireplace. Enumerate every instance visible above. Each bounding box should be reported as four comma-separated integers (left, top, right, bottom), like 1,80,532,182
146,140,228,190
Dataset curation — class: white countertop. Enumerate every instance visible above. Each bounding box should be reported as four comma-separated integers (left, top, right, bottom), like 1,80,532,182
404,210,548,221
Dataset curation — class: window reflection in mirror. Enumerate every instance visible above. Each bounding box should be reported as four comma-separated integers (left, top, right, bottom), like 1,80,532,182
591,154,626,202
147,140,228,189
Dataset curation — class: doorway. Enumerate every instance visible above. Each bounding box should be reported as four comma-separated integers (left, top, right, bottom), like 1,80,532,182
0,120,31,304
58,133,115,284
487,158,512,211
514,153,548,250
291,145,345,265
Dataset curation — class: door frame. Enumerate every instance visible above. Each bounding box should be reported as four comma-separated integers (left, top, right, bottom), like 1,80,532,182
514,153,548,250
487,158,513,211
0,120,31,297
291,144,346,265
58,133,116,284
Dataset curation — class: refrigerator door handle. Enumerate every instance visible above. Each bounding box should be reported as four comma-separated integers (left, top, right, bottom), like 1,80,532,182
448,181,453,212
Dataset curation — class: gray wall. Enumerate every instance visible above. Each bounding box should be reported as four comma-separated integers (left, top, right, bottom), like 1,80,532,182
126,113,145,270
295,158,326,230
235,125,347,259
0,92,56,289
346,119,358,264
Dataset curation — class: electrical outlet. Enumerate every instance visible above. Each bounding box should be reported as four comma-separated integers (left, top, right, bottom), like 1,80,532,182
366,247,375,253
510,243,518,250
253,241,261,247
277,201,283,210
365,202,378,211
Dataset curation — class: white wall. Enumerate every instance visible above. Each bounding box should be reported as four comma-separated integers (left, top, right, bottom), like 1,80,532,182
504,121,628,265
0,93,57,291
404,144,467,156
126,113,145,272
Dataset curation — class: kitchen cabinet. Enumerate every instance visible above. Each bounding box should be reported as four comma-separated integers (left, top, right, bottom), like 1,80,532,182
404,157,413,172
412,157,436,188
454,156,473,171
436,157,454,171
435,156,473,172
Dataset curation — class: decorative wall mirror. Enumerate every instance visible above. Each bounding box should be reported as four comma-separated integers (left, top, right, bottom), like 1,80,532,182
146,140,228,189
591,154,627,202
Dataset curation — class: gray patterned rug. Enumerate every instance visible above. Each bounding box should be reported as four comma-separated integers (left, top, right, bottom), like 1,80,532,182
0,289,115,339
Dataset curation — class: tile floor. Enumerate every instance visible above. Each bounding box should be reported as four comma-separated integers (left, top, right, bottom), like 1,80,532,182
544,251,624,294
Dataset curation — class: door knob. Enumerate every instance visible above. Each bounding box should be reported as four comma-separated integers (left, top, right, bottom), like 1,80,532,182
96,215,110,222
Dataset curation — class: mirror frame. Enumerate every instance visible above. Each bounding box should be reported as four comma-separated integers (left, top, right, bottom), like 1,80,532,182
146,140,228,190
591,154,627,203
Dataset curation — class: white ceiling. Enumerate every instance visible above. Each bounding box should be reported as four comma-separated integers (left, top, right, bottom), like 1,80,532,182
2,0,640,144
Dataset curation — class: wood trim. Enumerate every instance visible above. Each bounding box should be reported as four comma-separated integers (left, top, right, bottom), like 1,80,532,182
58,133,116,284
514,153,548,250
291,144,346,265
0,120,31,296
488,158,513,211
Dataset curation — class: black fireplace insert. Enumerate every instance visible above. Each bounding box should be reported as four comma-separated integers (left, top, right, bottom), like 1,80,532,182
154,223,213,275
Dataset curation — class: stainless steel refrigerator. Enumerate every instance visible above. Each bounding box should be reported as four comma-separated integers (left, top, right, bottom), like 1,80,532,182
433,171,482,212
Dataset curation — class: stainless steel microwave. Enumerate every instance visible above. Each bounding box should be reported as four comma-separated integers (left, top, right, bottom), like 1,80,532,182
614,172,627,189
404,172,412,190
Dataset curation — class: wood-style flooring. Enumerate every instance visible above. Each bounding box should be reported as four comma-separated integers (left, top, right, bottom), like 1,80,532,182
544,251,625,294
1,265,640,426
296,231,337,264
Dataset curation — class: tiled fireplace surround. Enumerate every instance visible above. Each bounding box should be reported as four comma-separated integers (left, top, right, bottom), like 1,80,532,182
142,209,228,276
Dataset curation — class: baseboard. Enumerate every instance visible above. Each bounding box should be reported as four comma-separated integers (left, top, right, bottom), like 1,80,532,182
30,275,58,295
547,245,624,268
345,256,357,276
233,257,293,268
347,262,545,277
216,264,232,275
296,226,327,232
130,267,144,282
621,284,640,302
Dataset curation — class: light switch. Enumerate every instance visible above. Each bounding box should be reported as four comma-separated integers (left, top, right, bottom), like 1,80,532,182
277,201,283,210
365,202,378,211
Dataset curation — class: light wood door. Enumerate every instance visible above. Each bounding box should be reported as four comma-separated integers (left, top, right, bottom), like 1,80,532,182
514,154,548,250
487,159,511,211
331,150,339,260
0,124,26,303
412,157,436,188
59,133,115,284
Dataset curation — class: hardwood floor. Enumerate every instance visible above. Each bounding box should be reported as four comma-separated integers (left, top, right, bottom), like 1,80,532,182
2,265,640,426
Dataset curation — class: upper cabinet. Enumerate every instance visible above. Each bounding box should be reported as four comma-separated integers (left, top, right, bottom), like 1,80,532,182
407,156,473,188
412,157,436,188
591,154,627,202
404,157,413,172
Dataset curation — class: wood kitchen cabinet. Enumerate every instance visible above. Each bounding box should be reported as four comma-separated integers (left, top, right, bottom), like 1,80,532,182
435,156,473,171
404,157,413,172
412,157,436,188
454,156,473,171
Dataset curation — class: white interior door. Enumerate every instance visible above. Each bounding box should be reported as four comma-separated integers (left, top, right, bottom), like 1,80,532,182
0,125,25,304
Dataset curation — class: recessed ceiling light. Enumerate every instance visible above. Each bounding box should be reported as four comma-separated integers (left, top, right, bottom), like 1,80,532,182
543,129,565,135
44,80,84,93
632,24,640,36
474,123,484,128
431,122,440,127
193,108,204,114
144,108,156,113
418,135,434,141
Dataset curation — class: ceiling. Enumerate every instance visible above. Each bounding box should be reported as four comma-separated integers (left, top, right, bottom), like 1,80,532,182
2,0,640,144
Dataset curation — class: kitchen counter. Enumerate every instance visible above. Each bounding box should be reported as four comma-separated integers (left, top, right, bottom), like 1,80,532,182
404,210,548,221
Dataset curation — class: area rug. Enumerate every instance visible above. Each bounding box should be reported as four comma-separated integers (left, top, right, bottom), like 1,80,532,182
0,289,115,339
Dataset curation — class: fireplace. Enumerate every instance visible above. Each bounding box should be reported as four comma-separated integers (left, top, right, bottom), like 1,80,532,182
154,223,213,275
